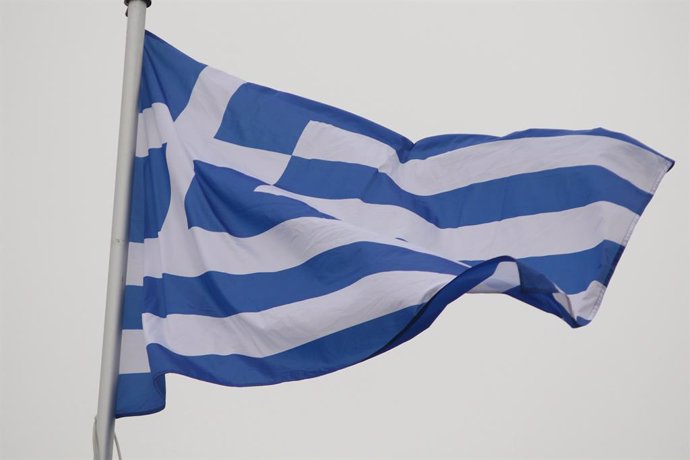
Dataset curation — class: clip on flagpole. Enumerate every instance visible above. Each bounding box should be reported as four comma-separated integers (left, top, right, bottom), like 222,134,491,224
94,1,149,459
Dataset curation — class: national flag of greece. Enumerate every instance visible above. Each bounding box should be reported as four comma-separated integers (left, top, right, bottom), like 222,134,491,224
115,31,673,417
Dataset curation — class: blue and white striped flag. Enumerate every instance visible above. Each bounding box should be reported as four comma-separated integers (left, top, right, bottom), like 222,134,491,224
116,31,673,417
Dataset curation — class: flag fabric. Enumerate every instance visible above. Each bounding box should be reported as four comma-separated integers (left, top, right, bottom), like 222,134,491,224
115,31,673,417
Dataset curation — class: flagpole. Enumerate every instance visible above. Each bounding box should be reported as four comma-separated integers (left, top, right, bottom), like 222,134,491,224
94,1,149,459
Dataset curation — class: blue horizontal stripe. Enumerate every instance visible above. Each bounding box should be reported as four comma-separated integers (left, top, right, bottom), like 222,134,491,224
275,158,651,228
128,145,171,243
215,82,413,155
115,372,165,418
146,304,422,387
518,239,624,294
122,285,144,330
142,242,465,318
185,160,334,236
407,127,674,164
140,31,205,119
464,240,625,295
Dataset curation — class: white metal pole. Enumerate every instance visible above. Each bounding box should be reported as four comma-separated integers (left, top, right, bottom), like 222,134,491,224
94,1,148,459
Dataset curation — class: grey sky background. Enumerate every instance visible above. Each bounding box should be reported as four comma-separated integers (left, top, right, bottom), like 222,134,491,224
1,0,689,458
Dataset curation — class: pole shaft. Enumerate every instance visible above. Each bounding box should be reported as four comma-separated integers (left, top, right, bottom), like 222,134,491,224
95,2,147,459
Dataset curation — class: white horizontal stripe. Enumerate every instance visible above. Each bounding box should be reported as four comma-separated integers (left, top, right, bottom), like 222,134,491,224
119,329,150,374
135,103,175,157
125,242,144,286
555,280,607,321
142,270,455,358
469,261,520,293
256,186,638,262
293,122,671,195
133,217,467,284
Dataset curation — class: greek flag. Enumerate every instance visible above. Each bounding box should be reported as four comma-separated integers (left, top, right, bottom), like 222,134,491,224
115,31,673,417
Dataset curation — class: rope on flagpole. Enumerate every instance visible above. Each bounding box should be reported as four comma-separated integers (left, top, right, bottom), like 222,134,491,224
94,1,149,459
93,417,123,460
